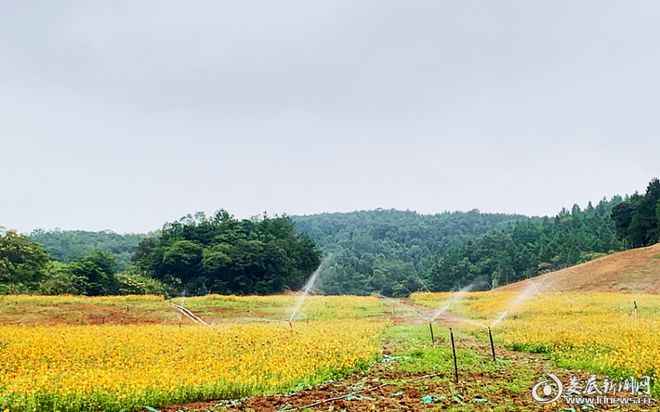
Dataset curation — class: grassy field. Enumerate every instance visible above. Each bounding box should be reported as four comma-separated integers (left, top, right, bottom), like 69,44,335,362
0,292,658,411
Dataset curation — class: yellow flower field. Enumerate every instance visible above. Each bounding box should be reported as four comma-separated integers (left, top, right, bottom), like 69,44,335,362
413,291,660,393
0,321,384,411
2,292,658,410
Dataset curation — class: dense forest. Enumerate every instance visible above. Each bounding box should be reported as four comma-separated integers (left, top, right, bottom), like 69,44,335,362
2,178,658,297
29,230,146,270
428,198,623,291
292,210,522,295
611,178,660,248
132,211,321,295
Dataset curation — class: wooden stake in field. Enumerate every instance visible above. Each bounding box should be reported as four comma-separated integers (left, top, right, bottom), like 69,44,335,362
488,327,496,362
428,322,435,346
449,327,458,384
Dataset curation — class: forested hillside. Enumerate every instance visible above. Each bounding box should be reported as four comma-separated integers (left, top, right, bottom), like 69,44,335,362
611,178,660,248
428,198,624,291
292,209,522,295
30,230,146,270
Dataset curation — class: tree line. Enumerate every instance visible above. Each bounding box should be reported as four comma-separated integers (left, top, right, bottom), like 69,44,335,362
1,212,320,296
0,230,144,295
1,178,657,296
427,197,623,291
30,229,146,270
132,211,321,295
611,178,660,248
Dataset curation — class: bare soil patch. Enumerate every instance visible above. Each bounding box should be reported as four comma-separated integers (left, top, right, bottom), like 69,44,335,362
497,243,660,294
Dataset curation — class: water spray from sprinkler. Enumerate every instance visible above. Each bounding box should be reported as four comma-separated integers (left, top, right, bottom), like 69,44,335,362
377,295,430,321
288,259,327,324
491,279,543,328
451,315,488,330
430,283,475,322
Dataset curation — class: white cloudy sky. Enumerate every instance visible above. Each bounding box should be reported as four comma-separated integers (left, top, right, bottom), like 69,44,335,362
1,1,659,233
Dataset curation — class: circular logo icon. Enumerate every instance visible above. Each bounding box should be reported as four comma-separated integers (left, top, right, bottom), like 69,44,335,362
532,373,563,404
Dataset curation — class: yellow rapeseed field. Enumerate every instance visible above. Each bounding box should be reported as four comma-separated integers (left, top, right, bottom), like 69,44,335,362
0,321,384,412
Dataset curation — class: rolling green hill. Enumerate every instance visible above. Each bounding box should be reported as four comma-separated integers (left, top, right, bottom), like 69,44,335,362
29,230,147,270
292,209,522,295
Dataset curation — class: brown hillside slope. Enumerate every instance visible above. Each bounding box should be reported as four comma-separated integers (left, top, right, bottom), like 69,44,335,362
496,243,660,294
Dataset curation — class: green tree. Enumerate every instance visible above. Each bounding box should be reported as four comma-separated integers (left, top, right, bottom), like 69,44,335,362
161,240,204,284
30,229,145,270
612,178,660,247
429,195,624,291
293,209,522,296
132,211,321,295
38,262,85,295
0,229,51,292
69,251,119,296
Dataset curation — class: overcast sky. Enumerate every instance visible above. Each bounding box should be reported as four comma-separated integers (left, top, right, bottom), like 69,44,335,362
2,1,659,233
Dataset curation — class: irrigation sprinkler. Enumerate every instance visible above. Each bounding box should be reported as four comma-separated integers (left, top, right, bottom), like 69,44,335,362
449,327,459,384
428,322,435,346
430,283,475,323
288,261,325,324
488,327,496,362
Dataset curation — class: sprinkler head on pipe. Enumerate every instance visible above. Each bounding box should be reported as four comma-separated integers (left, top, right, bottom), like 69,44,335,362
449,327,459,384
488,326,496,362
428,322,435,346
